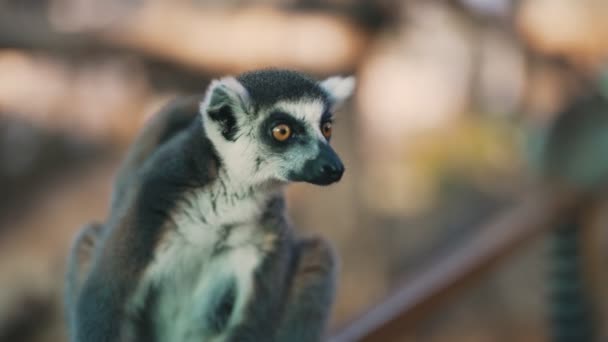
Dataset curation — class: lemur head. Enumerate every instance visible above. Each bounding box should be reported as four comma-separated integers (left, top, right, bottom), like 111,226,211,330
200,69,355,187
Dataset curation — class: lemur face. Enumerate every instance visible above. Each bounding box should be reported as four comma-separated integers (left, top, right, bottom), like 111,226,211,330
200,69,355,187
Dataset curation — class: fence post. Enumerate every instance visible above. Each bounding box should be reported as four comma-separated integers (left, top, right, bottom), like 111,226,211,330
536,89,608,342
549,218,597,342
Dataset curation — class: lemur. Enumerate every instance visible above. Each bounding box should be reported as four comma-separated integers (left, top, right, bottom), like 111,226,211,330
64,69,355,342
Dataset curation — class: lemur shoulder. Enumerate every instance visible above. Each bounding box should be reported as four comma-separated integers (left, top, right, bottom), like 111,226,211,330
65,69,355,342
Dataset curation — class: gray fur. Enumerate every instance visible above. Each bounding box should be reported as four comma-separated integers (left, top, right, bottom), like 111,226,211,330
64,70,353,342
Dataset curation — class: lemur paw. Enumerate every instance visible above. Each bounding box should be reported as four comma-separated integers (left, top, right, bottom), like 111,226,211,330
72,222,104,259
68,222,105,283
296,237,337,277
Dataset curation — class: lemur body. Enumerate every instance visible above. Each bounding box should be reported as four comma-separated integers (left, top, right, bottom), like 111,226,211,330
65,70,355,342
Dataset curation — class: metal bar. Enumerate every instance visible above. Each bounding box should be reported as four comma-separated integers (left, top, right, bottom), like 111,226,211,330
330,186,583,342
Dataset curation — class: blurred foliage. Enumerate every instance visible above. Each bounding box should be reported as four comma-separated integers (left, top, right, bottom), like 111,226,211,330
408,116,523,195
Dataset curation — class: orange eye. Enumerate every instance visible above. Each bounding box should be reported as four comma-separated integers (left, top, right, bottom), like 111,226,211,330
321,121,333,139
272,124,292,141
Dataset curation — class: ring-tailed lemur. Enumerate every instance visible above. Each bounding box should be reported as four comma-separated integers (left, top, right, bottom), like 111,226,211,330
65,69,355,342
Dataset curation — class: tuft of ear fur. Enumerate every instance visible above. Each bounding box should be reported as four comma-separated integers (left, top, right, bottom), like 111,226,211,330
319,76,356,109
201,77,251,115
200,77,251,141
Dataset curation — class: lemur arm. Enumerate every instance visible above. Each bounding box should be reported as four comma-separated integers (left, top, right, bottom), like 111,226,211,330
65,222,104,336
74,268,127,342
66,223,139,342
275,237,338,342
72,213,152,342
66,97,200,341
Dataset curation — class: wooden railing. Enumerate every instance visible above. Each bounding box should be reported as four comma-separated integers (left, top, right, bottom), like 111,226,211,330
330,186,588,342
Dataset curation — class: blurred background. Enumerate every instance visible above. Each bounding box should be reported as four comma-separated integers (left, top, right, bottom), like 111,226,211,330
1,0,608,341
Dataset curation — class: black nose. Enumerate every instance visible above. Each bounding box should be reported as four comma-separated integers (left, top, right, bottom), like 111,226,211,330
320,162,344,182
287,142,345,186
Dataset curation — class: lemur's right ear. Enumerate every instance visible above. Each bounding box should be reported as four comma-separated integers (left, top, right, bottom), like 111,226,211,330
200,77,251,140
319,75,356,110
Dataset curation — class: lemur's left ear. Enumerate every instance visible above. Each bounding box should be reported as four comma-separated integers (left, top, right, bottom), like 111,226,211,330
200,77,251,140
201,77,251,116
319,75,356,109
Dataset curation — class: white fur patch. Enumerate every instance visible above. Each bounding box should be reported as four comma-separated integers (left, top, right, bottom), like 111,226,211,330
275,99,327,140
200,77,262,186
129,177,279,342
275,99,325,123
319,75,356,109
